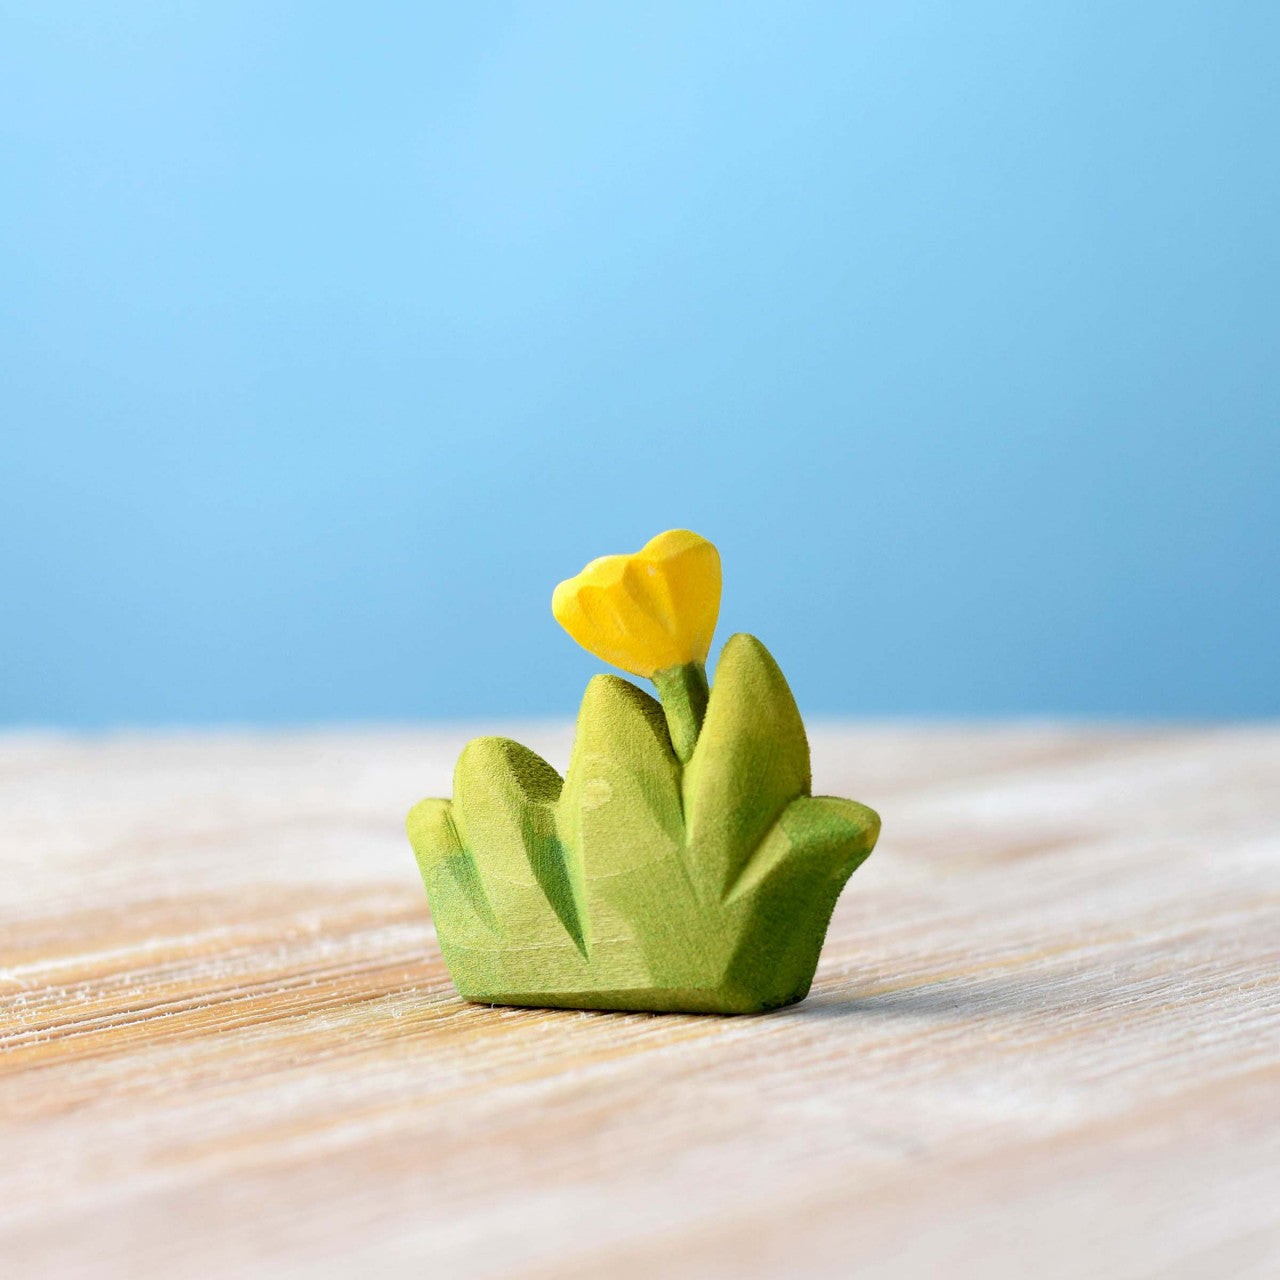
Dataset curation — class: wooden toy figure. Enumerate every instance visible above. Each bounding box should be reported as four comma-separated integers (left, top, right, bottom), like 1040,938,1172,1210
406,530,880,1013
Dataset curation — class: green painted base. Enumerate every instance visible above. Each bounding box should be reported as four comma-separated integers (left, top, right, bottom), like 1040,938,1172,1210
406,634,880,1015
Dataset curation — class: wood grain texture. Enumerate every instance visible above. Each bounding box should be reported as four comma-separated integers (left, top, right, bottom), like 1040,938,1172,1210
2,725,1278,1278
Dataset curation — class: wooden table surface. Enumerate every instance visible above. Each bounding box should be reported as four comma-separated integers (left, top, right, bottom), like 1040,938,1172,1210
2,725,1277,1278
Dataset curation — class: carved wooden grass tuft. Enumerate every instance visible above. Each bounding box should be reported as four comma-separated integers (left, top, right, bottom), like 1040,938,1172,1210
406,634,879,1013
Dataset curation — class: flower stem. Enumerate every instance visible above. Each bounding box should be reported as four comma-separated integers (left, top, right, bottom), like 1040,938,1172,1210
651,661,709,765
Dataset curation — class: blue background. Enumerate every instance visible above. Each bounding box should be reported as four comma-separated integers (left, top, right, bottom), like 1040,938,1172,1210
3,2,1277,726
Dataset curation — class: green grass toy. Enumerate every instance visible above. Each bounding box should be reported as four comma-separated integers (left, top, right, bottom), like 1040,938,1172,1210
406,530,880,1013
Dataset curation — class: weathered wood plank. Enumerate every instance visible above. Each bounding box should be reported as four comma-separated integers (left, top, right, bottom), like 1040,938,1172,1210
1,726,1277,1277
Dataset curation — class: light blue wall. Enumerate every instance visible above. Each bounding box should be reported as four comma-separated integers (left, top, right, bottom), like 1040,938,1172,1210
3,2,1277,725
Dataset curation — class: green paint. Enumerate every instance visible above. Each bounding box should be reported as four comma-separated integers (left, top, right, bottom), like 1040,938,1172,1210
650,660,709,764
406,633,880,1014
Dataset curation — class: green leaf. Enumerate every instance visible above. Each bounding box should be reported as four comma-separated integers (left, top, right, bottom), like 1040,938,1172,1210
682,633,811,899
448,737,590,993
405,797,498,943
558,673,730,992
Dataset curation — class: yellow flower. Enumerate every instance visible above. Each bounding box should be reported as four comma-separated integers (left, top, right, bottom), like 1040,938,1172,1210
551,529,722,679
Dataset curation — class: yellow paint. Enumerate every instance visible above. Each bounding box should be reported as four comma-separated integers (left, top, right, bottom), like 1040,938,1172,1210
551,529,722,678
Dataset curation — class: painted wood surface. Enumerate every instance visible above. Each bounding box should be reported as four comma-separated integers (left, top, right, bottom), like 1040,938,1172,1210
2,726,1277,1278
409,636,879,1013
